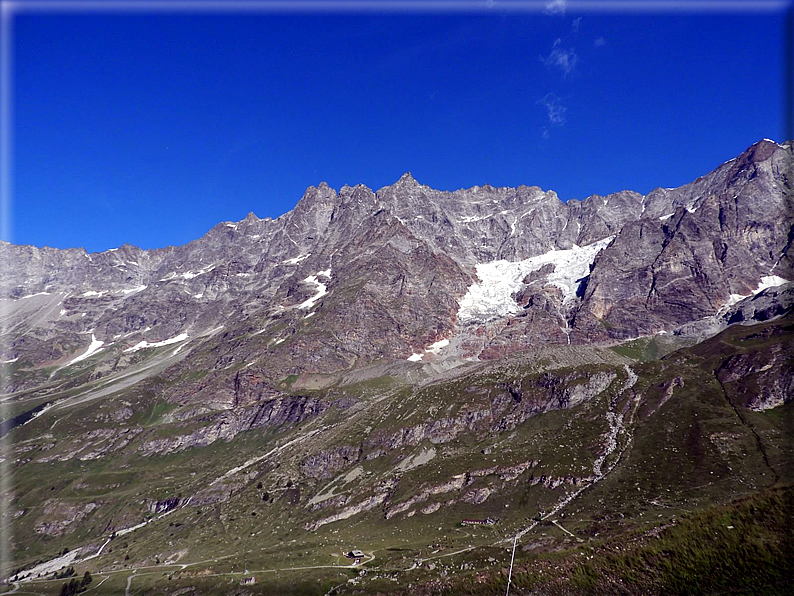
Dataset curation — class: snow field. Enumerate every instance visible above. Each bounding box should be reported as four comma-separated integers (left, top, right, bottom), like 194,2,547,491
457,236,614,324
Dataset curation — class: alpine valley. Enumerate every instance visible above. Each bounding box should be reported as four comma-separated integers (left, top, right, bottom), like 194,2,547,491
2,138,793,595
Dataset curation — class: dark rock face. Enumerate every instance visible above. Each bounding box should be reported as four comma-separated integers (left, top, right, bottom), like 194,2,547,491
2,139,792,394
301,446,361,479
716,323,794,411
577,140,793,339
150,497,180,514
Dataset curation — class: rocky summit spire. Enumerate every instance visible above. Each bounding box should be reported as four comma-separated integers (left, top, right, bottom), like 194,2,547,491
396,171,419,186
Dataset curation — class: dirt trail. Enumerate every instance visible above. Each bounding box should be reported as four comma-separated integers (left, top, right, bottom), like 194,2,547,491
505,365,638,544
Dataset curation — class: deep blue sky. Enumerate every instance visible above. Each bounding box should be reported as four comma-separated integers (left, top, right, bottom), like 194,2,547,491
12,5,789,252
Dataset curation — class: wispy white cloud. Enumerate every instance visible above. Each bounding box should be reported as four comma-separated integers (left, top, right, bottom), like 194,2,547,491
594,36,606,47
540,38,579,77
572,16,582,33
537,93,567,125
544,0,568,15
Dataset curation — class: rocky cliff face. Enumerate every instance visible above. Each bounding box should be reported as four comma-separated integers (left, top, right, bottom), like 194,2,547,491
3,139,791,391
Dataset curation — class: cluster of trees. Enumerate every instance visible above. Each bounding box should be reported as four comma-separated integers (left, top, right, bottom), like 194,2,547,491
59,571,91,596
54,566,75,579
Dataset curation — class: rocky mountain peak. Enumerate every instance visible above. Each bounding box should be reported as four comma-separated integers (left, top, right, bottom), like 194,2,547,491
396,171,418,185
382,172,428,195
1,138,790,380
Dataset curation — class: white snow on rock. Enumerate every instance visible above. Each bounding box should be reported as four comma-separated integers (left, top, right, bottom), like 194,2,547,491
457,214,491,223
722,275,791,310
659,213,674,221
283,253,310,265
406,337,450,361
14,291,52,300
298,271,331,310
761,138,787,148
121,285,147,294
81,286,145,297
725,293,749,308
67,334,105,366
180,265,214,279
124,333,189,353
457,237,614,324
758,275,790,292
159,265,214,281
425,338,449,354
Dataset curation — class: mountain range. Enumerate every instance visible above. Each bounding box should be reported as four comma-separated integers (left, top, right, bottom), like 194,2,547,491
1,138,792,595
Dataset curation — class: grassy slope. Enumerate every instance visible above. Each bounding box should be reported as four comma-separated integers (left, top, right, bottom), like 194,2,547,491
4,316,792,594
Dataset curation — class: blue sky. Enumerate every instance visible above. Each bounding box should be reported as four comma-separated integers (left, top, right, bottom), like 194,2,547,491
10,2,790,252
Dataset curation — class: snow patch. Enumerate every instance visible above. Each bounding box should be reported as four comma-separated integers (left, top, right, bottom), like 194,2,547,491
1,357,18,363
725,293,748,308
659,213,674,221
16,291,51,300
425,338,449,354
180,265,214,279
758,275,790,292
298,271,330,310
457,214,490,223
121,285,147,294
67,334,104,366
761,138,784,146
159,265,214,281
283,253,310,265
407,353,424,362
457,236,614,324
124,333,189,353
722,275,791,311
